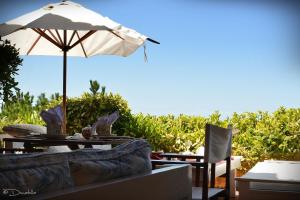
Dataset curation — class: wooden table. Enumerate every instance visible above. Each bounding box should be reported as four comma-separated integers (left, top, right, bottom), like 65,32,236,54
3,136,134,150
160,153,204,187
159,153,242,197
236,160,300,200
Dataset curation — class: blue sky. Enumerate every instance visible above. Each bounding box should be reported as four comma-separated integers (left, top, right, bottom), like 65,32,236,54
1,0,300,117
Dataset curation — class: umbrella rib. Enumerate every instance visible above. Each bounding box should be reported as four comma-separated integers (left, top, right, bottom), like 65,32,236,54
32,28,63,49
67,30,76,47
69,30,96,50
27,29,46,55
47,29,63,46
109,30,125,40
55,29,64,46
75,31,87,58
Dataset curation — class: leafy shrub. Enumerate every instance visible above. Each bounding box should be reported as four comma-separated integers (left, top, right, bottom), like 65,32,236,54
125,111,228,152
66,92,131,135
229,107,300,171
0,91,44,130
0,91,131,136
125,108,300,172
0,89,299,173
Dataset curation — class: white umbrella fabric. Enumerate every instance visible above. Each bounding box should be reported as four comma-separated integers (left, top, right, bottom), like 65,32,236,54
0,0,159,134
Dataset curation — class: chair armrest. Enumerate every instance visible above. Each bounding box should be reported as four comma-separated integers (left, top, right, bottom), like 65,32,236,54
160,153,204,160
151,159,205,169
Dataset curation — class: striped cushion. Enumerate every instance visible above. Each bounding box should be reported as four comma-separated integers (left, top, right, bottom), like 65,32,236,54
68,139,152,186
0,152,73,198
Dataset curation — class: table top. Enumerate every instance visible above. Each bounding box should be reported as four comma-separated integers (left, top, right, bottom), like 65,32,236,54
160,153,242,161
160,153,242,173
3,135,134,145
161,153,204,159
236,160,300,184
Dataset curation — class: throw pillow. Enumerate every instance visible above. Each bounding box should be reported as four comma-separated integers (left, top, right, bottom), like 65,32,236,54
0,152,73,198
68,139,152,186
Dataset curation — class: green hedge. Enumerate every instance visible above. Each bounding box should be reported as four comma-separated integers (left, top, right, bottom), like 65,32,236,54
230,108,300,171
0,92,132,136
66,92,131,135
124,107,300,172
0,92,45,129
0,91,299,172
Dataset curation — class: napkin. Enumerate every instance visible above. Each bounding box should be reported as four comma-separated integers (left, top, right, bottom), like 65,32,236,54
40,105,63,135
91,111,119,136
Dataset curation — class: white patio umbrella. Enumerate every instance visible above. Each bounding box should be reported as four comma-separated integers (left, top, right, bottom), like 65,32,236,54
0,0,159,134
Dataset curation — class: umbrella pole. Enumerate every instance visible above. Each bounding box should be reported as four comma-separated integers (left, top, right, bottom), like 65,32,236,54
62,30,67,134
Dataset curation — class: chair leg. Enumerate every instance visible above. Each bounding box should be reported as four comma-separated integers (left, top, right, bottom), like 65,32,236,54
202,163,209,200
225,157,231,200
230,169,236,198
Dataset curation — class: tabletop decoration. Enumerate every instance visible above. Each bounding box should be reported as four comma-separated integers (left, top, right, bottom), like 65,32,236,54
40,105,65,139
91,111,119,136
81,126,92,140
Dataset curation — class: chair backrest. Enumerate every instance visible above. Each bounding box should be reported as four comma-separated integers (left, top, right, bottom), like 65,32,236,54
204,124,232,164
202,124,232,200
151,124,233,200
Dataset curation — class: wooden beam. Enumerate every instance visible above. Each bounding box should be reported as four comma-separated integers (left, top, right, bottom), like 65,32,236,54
32,28,62,49
75,31,87,58
47,29,62,46
109,30,125,40
55,29,64,46
27,29,46,55
69,30,96,49
62,30,67,135
67,30,76,46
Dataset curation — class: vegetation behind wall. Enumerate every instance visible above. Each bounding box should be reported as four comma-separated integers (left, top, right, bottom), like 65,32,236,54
0,90,299,172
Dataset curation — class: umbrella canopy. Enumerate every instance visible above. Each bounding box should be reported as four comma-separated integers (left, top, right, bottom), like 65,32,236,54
0,0,159,134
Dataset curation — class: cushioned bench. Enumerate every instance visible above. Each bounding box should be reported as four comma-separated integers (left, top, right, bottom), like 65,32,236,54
236,160,300,200
0,139,192,200
34,164,192,200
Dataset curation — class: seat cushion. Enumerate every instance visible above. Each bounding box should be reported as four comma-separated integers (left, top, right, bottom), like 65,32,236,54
68,139,152,186
0,152,74,198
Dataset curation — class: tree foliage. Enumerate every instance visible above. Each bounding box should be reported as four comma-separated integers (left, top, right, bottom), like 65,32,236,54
0,90,131,136
125,107,300,172
0,87,299,173
66,92,131,134
0,39,23,102
89,80,100,95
